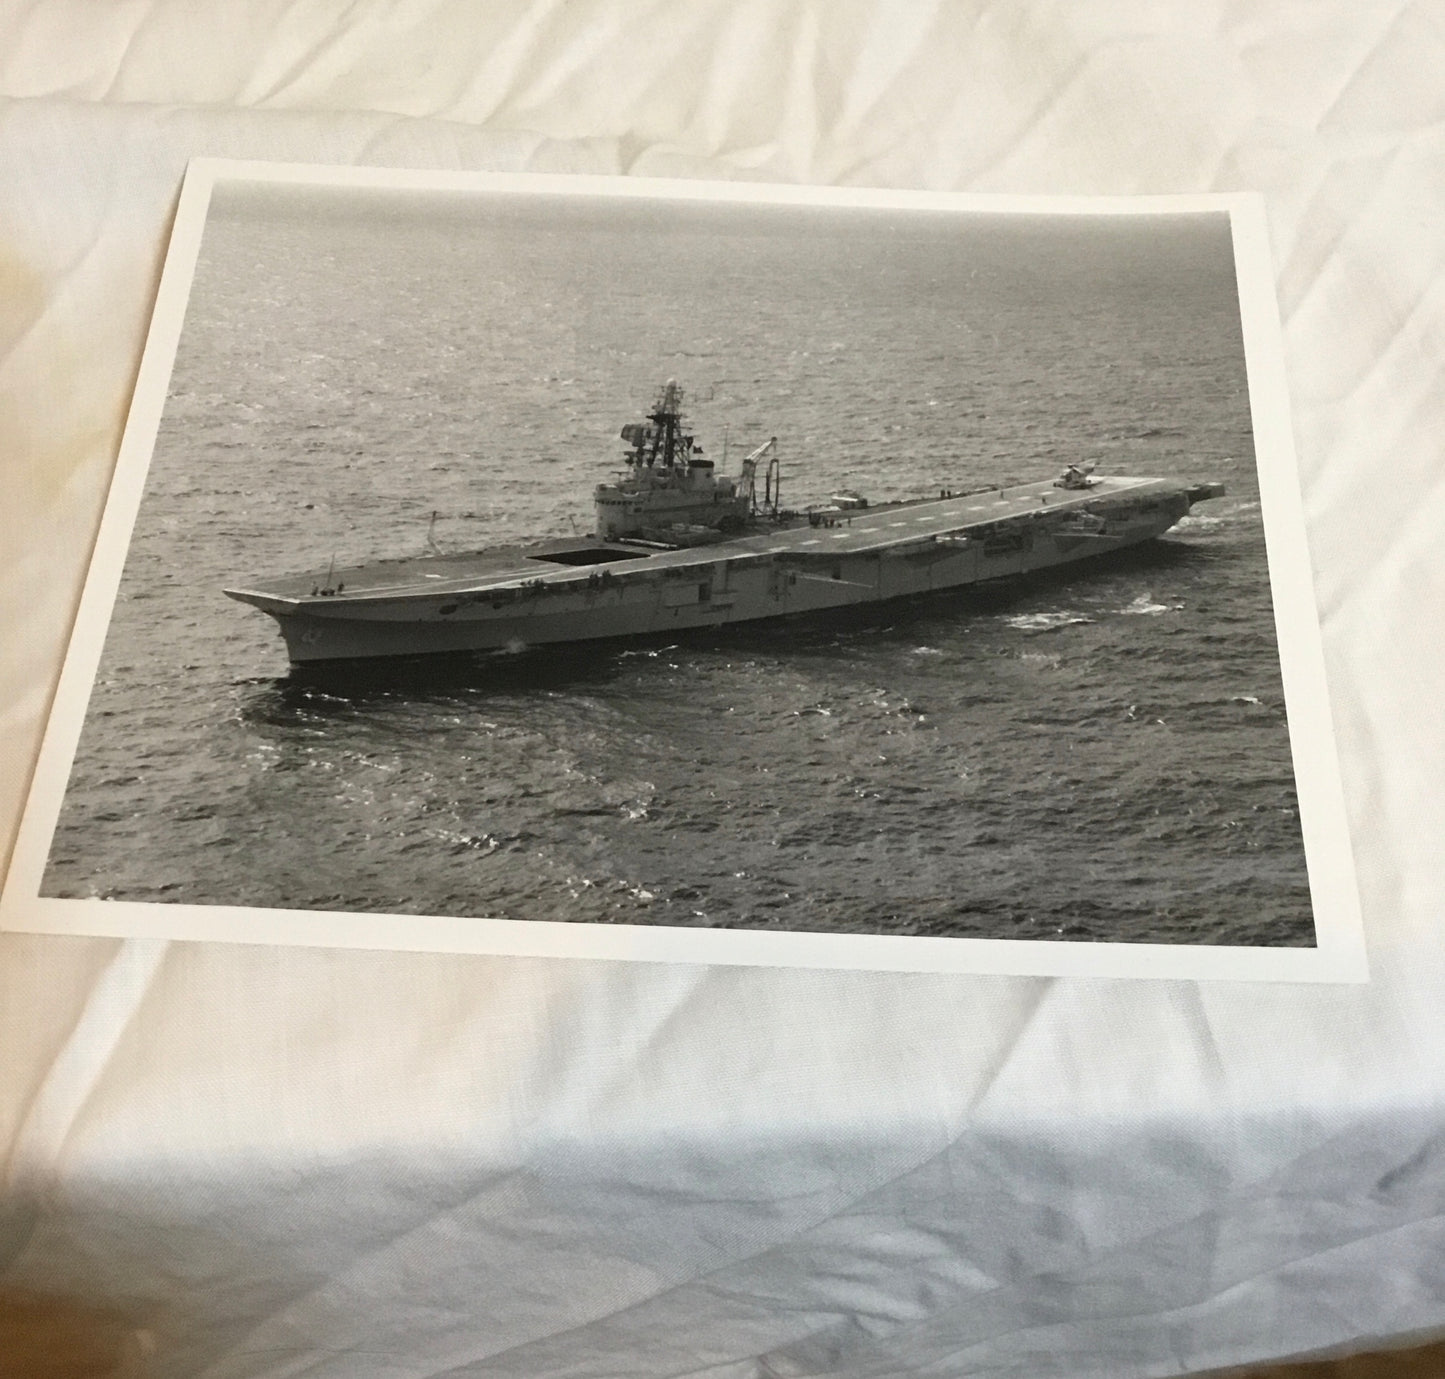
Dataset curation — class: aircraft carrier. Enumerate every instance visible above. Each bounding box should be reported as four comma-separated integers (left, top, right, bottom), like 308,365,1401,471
224,381,1226,665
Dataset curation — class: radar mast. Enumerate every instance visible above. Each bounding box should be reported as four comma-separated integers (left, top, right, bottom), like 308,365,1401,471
619,378,694,471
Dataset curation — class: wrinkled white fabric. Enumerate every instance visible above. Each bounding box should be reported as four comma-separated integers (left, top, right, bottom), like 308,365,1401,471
1,4,1443,1377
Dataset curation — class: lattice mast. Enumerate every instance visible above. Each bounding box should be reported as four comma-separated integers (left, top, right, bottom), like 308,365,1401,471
620,379,694,470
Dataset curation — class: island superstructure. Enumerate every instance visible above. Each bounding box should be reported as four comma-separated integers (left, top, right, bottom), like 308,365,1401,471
224,381,1226,664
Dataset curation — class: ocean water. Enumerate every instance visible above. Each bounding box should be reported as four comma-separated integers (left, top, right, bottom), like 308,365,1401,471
43,189,1314,946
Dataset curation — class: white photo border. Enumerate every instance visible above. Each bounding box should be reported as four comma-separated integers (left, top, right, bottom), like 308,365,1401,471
0,158,1369,982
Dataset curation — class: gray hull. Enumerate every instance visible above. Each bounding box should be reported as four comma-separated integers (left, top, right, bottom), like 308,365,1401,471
225,476,1220,664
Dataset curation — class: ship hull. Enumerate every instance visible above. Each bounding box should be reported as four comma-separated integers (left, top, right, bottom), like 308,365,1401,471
226,476,1216,664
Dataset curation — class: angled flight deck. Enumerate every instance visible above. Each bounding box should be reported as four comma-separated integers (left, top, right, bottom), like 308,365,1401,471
224,384,1225,663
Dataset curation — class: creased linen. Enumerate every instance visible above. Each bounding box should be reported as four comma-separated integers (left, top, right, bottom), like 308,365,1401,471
2,4,1444,1376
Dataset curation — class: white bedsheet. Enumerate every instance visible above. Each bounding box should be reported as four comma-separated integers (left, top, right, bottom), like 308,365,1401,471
2,5,1444,1376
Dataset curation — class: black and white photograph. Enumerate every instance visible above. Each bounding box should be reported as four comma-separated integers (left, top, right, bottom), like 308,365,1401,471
1,164,1364,978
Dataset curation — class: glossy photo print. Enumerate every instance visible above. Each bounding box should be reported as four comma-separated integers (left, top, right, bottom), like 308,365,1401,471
1,161,1366,979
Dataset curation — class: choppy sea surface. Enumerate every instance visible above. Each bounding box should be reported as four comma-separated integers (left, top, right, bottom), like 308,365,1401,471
43,192,1315,946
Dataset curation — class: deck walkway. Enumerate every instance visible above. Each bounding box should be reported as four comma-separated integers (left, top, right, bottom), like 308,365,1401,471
227,475,1169,608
